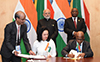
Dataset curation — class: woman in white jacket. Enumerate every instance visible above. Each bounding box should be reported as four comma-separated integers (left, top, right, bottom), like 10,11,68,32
32,26,56,57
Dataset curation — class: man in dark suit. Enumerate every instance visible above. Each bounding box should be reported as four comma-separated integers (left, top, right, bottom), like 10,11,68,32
37,9,58,46
0,11,35,62
61,31,93,58
64,8,86,43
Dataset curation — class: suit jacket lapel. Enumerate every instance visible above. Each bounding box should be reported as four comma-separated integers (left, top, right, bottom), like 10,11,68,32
20,25,23,39
13,21,17,36
71,40,77,50
82,41,85,52
77,17,80,29
20,25,25,39
74,40,77,48
71,17,76,29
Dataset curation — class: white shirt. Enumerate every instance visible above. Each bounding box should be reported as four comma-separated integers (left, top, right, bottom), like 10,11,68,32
15,21,21,40
12,22,21,54
72,17,78,24
32,39,56,57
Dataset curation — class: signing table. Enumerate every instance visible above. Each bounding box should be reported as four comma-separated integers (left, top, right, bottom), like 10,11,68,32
26,57,99,62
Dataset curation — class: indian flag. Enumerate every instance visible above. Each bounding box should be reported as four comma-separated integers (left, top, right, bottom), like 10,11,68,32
35,0,71,57
51,0,71,57
13,0,37,62
70,0,90,42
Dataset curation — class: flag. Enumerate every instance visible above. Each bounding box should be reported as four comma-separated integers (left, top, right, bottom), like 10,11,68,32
76,43,81,52
51,0,71,57
13,0,37,62
70,0,90,42
35,0,44,20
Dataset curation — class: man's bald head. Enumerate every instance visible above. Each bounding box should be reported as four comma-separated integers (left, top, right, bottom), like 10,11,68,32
76,31,85,45
15,11,26,25
76,31,84,37
15,11,26,19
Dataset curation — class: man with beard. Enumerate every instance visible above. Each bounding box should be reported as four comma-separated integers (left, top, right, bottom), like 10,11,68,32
37,9,58,47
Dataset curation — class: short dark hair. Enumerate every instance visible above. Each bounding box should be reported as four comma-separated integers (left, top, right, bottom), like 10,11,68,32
37,26,50,42
15,12,20,19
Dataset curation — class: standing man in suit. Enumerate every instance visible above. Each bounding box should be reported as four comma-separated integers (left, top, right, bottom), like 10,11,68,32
64,8,86,43
37,9,58,46
0,11,35,62
61,31,93,58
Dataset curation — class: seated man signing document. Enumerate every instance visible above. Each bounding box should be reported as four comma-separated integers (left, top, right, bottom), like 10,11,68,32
61,31,93,58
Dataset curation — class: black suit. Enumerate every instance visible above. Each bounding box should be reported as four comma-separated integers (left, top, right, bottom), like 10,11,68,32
1,21,31,62
61,40,93,58
37,18,58,45
64,17,86,43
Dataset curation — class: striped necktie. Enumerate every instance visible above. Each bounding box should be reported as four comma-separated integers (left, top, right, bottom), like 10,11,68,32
17,26,20,45
76,42,81,52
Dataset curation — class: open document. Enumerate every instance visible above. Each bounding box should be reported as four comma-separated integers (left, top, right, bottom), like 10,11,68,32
17,54,46,59
64,50,82,60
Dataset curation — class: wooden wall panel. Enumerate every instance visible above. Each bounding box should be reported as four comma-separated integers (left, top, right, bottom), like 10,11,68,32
0,0,18,62
84,0,100,57
0,0,18,48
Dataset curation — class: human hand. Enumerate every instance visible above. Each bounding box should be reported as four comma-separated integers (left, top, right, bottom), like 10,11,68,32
77,53,85,58
14,51,19,56
48,55,52,58
67,54,75,58
29,50,36,55
74,32,77,36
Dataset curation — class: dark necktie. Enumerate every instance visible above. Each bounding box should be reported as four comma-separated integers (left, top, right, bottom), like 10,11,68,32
74,17,77,29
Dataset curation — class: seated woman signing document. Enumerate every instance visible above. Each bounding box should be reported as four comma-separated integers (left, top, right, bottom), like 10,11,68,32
32,26,56,57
